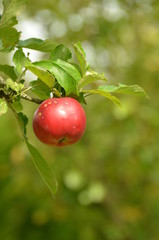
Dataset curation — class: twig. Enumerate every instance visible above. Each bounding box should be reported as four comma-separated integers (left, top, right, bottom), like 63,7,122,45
20,93,43,104
0,76,43,104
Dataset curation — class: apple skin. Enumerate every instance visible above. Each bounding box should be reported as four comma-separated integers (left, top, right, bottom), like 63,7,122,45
33,97,86,147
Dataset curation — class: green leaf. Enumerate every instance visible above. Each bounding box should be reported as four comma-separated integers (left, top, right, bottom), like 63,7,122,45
17,112,28,136
49,62,77,95
75,41,86,57
73,42,87,77
33,60,79,95
0,26,21,52
69,92,87,105
2,16,18,27
29,79,51,100
12,109,58,196
0,0,26,28
6,78,24,93
0,64,17,80
32,60,54,70
78,72,107,89
25,64,55,89
13,48,27,75
0,98,8,116
99,84,148,98
0,38,2,48
32,60,79,95
53,59,81,83
25,140,58,196
17,38,56,52
50,44,72,61
33,60,81,85
82,89,121,107
11,100,23,112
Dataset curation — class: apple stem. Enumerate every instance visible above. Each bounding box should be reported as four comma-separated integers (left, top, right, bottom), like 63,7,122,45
52,88,61,98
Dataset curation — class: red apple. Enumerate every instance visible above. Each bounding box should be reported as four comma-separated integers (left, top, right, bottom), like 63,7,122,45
33,97,86,146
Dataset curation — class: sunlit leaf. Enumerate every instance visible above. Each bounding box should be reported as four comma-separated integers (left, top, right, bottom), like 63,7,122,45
32,60,54,71
17,112,28,136
16,111,58,195
17,38,56,52
33,60,81,84
99,84,148,98
73,42,87,77
6,78,24,93
75,41,86,57
33,60,78,95
26,141,58,196
78,72,107,89
53,59,81,82
13,48,27,75
11,100,23,112
32,60,79,94
0,26,21,52
29,79,51,100
25,64,55,88
50,44,72,61
0,0,27,27
50,62,77,95
0,38,2,48
0,98,8,116
0,64,17,80
82,89,121,106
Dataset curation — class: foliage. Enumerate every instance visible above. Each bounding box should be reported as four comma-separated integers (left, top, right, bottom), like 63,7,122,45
0,0,157,239
0,0,147,196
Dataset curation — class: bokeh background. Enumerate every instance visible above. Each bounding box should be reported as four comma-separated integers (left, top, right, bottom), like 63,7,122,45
0,0,159,239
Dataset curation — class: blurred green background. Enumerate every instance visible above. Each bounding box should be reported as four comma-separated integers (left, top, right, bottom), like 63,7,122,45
0,0,159,239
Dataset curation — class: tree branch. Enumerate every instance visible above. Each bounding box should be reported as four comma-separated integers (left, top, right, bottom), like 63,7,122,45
0,76,43,104
20,93,43,104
